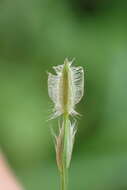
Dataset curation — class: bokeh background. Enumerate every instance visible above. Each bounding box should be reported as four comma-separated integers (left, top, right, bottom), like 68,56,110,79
0,0,127,189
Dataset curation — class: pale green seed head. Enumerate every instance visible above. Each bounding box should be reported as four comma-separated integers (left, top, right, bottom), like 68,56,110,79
48,58,84,173
48,58,84,119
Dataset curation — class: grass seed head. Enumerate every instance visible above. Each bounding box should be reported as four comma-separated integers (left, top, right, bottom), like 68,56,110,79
48,58,84,119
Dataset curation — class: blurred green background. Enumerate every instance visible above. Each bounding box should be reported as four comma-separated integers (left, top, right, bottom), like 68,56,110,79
0,0,127,189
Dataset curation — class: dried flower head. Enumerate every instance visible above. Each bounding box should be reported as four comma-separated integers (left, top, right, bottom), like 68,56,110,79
48,58,84,119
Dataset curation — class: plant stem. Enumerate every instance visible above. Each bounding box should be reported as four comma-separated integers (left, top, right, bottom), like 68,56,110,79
60,113,69,190
60,164,68,190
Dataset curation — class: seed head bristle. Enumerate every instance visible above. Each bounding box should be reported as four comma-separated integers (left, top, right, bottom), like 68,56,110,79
48,58,84,119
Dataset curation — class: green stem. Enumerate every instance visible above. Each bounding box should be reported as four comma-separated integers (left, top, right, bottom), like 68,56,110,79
60,113,69,190
60,164,68,190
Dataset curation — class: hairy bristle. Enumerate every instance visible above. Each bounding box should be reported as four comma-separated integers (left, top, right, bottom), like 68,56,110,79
48,58,84,119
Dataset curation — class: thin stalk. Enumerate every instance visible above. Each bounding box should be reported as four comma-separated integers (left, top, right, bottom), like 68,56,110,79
60,165,68,190
60,113,69,190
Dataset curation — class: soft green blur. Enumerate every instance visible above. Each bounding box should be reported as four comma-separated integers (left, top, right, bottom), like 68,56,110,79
0,0,127,189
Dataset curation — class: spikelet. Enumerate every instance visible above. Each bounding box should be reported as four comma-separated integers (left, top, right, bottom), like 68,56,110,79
48,58,84,119
66,120,77,168
55,120,77,172
55,124,64,172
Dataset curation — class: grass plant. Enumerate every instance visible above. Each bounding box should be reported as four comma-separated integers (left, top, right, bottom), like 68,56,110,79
48,58,84,190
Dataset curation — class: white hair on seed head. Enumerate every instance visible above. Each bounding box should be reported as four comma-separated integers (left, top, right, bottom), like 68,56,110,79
48,58,84,119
